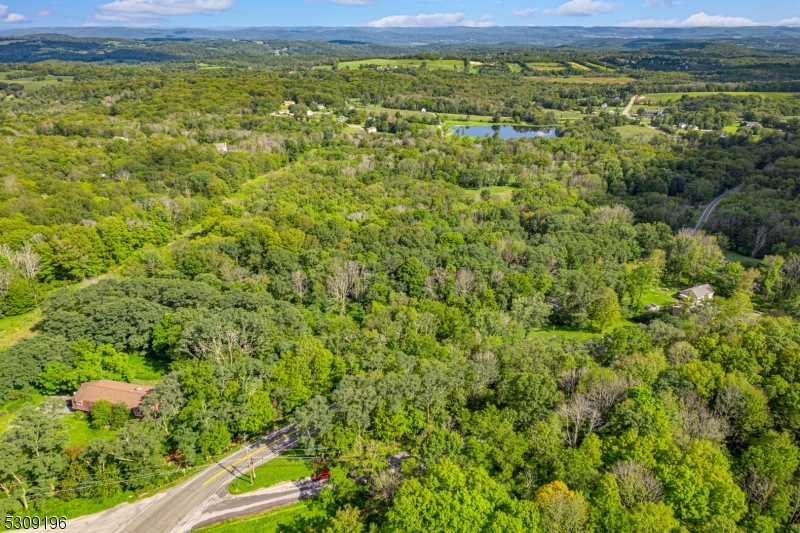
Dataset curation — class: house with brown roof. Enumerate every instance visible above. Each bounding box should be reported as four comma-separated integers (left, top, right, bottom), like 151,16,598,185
71,380,153,417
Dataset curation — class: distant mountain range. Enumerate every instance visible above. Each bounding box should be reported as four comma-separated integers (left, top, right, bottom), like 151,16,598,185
2,26,800,47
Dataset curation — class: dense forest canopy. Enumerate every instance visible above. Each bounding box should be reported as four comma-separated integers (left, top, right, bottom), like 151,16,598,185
2,39,800,533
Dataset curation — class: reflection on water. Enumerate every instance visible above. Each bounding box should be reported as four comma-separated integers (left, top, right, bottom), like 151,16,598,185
451,125,558,139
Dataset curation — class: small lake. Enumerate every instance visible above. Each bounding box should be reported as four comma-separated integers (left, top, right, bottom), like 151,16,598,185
451,125,557,139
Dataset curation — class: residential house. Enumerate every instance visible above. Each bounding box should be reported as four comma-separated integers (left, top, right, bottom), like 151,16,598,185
278,109,291,115
365,126,377,133
213,142,228,153
644,303,660,312
337,116,346,123
744,121,762,128
678,284,714,306
306,110,314,117
317,104,326,110
421,107,427,113
283,100,296,106
71,380,153,417
600,103,608,110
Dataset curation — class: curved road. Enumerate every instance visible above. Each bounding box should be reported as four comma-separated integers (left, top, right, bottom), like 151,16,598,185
691,184,742,236
65,424,310,533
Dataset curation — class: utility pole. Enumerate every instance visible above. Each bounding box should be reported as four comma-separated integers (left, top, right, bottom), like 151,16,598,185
249,456,254,486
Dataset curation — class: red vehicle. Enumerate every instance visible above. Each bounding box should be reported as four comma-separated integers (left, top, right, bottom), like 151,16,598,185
312,469,330,481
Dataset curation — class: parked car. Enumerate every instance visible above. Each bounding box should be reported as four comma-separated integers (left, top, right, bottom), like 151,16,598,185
312,469,330,481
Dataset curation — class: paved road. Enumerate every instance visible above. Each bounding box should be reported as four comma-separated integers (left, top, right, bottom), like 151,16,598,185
692,184,742,236
65,424,303,533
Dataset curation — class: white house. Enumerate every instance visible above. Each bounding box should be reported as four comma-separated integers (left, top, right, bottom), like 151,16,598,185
317,104,326,110
306,110,314,117
366,126,377,133
678,284,714,306
283,100,296,106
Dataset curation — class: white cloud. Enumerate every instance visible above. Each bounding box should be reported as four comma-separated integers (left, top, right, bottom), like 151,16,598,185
620,12,758,27
363,12,495,27
644,0,679,7
95,0,232,21
34,9,53,16
777,17,800,27
0,4,27,22
681,12,756,26
544,0,616,17
511,7,538,17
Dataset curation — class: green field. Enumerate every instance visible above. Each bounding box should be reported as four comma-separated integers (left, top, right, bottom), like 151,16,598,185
336,58,465,71
526,62,565,71
507,63,522,73
641,288,679,307
568,62,590,71
643,92,798,103
459,185,517,201
585,62,612,71
228,454,315,495
0,309,41,349
614,125,665,142
196,500,331,533
724,249,763,268
0,72,74,91
534,76,635,84
63,412,117,447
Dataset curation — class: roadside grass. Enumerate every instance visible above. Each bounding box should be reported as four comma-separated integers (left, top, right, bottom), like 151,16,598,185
614,125,664,142
643,91,798,103
0,309,42,349
195,499,331,533
63,411,117,447
724,249,763,268
228,452,314,495
31,491,137,520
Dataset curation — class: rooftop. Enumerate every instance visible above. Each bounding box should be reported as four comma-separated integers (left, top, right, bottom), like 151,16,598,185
72,380,153,410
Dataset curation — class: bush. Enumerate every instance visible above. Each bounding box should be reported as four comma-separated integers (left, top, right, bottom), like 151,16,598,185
90,399,113,429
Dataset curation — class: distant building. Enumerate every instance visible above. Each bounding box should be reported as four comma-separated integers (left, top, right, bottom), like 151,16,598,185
600,103,608,110
366,126,377,133
678,284,714,306
545,297,563,309
421,107,427,113
306,110,314,116
283,100,296,106
317,104,326,110
337,116,346,123
644,303,660,312
643,110,664,118
71,380,153,417
278,109,291,115
678,123,688,130
744,121,762,128
213,142,228,153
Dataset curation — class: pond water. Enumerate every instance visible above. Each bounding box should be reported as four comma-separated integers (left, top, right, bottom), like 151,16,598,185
451,125,557,139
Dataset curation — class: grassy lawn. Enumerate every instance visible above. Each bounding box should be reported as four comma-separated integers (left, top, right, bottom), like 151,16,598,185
722,124,740,133
641,288,679,307
724,249,763,268
507,63,522,73
529,326,599,342
0,309,42,349
614,125,665,142
643,91,798,103
63,411,117,447
196,500,331,533
228,453,314,495
128,353,169,384
31,491,138,519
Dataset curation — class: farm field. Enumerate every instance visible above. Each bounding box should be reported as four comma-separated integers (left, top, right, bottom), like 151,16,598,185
335,58,464,71
0,72,74,90
568,62,590,70
643,91,799,103
526,62,565,71
614,125,665,142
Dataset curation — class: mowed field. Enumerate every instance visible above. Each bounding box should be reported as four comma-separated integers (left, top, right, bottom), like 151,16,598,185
614,125,666,142
532,76,634,83
527,62,565,71
333,58,465,71
643,91,799,103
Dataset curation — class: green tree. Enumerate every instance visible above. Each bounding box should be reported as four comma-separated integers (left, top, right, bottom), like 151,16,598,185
91,399,114,429
591,287,622,333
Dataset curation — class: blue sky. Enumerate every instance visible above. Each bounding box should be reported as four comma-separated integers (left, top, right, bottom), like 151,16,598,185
0,0,797,29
